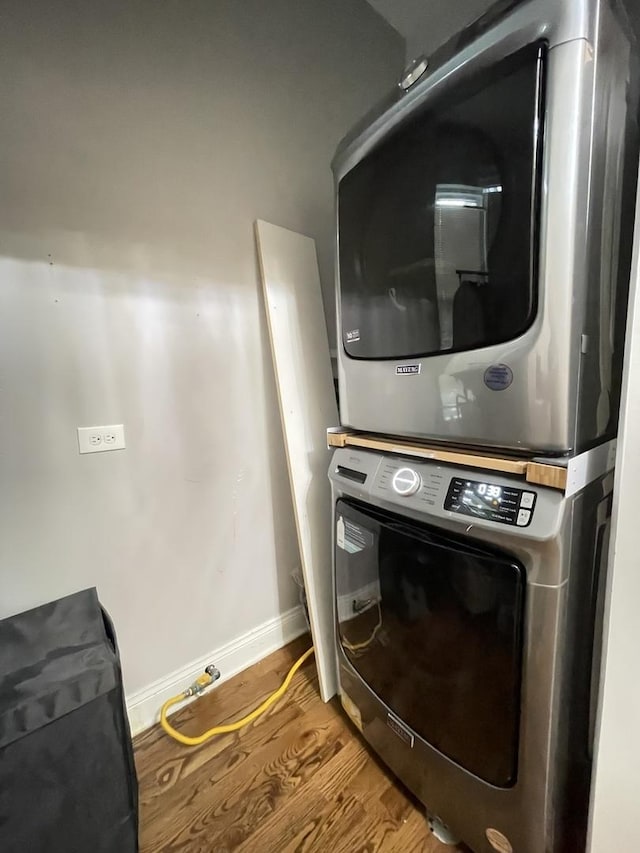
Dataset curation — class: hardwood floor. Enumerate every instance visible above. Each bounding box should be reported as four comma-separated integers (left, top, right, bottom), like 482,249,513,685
135,636,465,853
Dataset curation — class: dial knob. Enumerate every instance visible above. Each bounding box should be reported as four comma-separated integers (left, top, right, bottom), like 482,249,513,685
392,467,422,496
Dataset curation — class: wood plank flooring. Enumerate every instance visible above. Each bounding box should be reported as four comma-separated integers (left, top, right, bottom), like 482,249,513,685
135,636,465,853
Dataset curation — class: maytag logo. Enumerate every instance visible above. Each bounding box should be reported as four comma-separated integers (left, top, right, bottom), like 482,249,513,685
396,364,421,375
387,713,415,747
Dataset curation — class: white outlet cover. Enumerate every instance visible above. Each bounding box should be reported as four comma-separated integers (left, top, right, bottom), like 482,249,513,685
78,424,126,454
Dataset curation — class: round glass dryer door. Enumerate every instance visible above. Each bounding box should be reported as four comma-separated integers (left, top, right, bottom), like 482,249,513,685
338,44,544,361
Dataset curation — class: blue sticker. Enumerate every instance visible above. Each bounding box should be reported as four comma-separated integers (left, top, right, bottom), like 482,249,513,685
484,364,513,391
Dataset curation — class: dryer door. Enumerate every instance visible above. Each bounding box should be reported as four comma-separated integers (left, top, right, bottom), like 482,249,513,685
335,498,526,788
338,44,544,362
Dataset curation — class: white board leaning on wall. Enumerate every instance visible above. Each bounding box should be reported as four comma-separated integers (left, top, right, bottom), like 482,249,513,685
255,220,338,701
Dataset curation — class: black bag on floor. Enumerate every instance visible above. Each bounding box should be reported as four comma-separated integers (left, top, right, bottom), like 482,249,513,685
0,588,139,853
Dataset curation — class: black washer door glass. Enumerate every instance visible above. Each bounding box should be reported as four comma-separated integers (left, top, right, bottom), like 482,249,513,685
335,499,525,787
338,45,544,359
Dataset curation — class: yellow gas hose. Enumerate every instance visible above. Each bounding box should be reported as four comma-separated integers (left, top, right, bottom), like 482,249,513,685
160,646,315,746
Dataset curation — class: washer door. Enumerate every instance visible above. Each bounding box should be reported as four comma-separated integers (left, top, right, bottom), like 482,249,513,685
335,498,525,787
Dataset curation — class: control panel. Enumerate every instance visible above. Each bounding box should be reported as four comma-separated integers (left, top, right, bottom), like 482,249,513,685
444,477,536,527
329,448,562,549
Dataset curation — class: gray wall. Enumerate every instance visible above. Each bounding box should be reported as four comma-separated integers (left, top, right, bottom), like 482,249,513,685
367,0,492,59
0,0,403,696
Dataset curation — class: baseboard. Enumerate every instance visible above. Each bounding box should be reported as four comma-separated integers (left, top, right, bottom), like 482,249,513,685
126,605,308,737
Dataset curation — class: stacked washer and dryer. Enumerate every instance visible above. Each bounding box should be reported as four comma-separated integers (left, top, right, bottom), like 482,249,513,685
327,2,639,851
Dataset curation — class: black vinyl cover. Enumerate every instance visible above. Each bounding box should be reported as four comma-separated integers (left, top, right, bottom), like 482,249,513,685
0,588,138,853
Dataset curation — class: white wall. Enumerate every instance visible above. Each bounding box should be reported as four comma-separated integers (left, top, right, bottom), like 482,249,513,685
367,0,491,60
588,165,640,851
0,0,403,699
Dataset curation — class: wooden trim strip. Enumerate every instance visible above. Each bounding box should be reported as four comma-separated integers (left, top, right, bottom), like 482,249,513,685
326,430,348,448
526,461,568,491
327,429,568,492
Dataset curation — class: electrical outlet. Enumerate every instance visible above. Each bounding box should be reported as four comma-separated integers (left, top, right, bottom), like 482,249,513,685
77,424,126,454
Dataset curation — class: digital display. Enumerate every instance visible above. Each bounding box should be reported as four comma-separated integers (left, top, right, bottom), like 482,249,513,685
474,483,502,500
444,478,536,527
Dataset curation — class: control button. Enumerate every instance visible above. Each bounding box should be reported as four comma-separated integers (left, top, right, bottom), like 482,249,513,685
520,491,535,509
517,509,531,526
392,467,422,496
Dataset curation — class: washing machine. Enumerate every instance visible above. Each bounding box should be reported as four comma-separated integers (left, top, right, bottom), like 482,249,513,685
329,446,613,853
